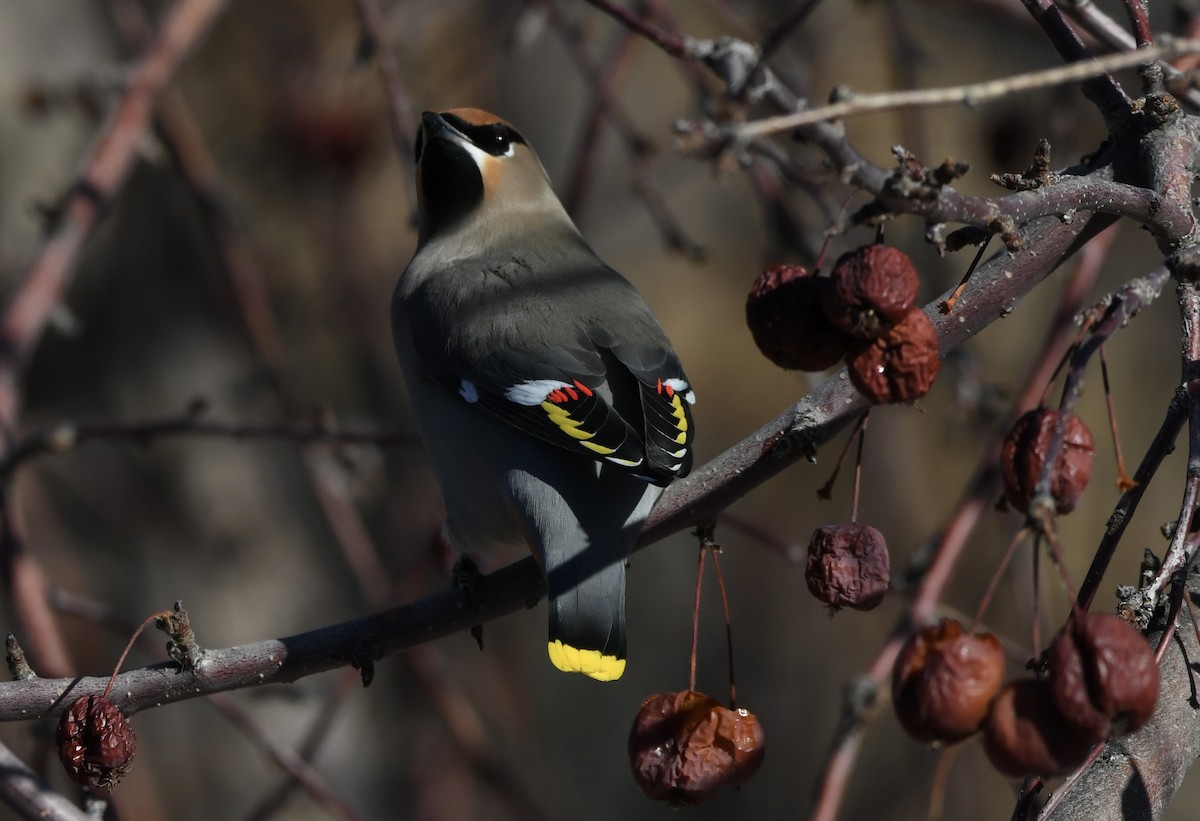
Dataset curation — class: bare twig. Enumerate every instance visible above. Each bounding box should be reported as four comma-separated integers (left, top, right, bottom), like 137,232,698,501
581,0,698,58
1028,267,1171,528
731,41,1195,142
541,0,705,257
209,692,360,821
1141,282,1200,606
1021,0,1130,124
352,0,418,215
0,411,417,479
241,669,358,821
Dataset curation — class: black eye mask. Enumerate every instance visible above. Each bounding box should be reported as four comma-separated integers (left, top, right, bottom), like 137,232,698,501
440,112,526,157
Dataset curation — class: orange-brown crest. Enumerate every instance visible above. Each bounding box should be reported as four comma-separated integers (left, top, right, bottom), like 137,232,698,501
441,107,512,129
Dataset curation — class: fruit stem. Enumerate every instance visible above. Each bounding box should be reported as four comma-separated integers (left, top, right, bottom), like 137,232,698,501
817,412,868,502
938,237,989,314
1099,343,1137,491
708,542,738,709
850,413,869,524
104,610,171,700
1043,527,1081,621
970,526,1027,632
690,531,709,693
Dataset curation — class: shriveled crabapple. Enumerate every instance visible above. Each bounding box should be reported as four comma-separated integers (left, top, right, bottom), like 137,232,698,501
823,244,920,339
1048,613,1159,739
56,694,137,789
1001,408,1094,515
845,308,940,404
982,679,1096,778
746,264,851,372
805,523,890,611
892,619,1006,744
628,690,766,806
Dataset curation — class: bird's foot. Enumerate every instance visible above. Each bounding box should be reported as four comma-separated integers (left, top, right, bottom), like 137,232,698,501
452,554,485,651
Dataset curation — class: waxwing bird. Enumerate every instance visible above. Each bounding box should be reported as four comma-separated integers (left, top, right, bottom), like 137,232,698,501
392,109,696,681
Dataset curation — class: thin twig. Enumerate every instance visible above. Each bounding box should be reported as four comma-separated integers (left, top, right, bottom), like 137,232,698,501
971,527,1030,631
731,41,1191,141
849,414,867,523
352,0,418,216
759,0,825,59
1021,0,1130,124
209,693,360,821
541,0,704,257
581,0,697,57
0,412,417,479
241,669,358,821
816,413,868,502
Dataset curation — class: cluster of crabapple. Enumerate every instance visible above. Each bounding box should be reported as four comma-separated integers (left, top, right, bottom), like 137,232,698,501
746,243,1162,779
745,244,940,403
746,243,939,613
893,407,1157,777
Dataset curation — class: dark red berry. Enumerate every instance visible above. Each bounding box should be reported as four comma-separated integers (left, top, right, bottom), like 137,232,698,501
629,690,766,806
892,619,1006,743
982,679,1096,778
805,523,890,611
824,244,920,338
845,308,940,404
1001,408,1094,515
746,265,851,371
56,694,137,789
1048,613,1159,739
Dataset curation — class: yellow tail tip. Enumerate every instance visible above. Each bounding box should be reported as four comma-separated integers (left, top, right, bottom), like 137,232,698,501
547,640,626,681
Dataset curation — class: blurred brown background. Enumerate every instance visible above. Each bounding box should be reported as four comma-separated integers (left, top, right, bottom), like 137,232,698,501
0,0,1192,819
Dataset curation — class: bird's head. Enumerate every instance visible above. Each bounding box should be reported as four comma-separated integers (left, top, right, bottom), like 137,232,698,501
413,109,577,254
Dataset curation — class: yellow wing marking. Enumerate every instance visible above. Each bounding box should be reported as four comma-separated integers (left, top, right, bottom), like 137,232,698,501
541,401,595,441
581,440,617,455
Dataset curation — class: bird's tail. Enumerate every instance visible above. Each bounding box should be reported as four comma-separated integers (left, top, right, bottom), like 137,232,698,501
545,552,627,681
506,462,658,682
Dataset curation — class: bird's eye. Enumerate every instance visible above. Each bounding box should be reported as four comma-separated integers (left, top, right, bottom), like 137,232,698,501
492,127,512,155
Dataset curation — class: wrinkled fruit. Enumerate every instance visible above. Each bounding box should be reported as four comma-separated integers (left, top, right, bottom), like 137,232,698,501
805,523,890,611
1001,408,1095,515
983,679,1096,778
1049,613,1159,739
629,690,765,806
824,244,920,338
846,308,940,404
56,694,137,789
892,619,1006,743
746,264,851,371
